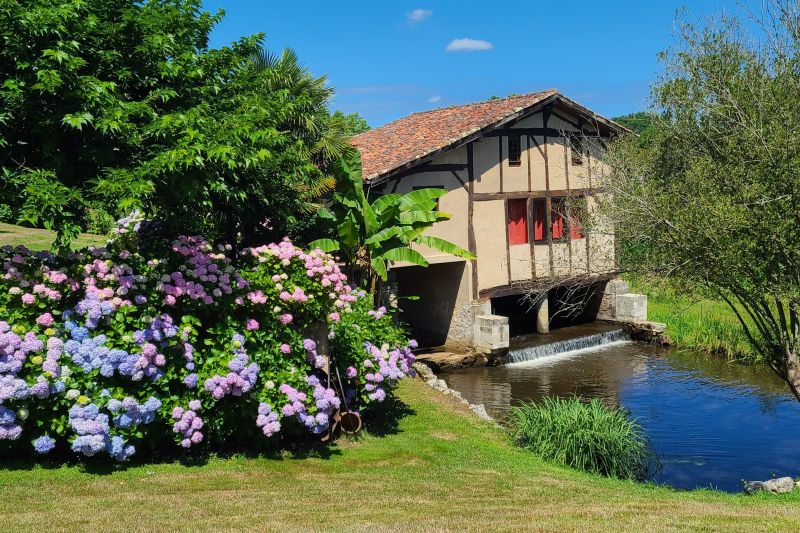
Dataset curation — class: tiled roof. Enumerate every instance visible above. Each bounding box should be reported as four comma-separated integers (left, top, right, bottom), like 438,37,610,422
353,90,558,181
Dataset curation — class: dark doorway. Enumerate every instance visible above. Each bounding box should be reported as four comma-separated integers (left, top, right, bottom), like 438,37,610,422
396,262,467,348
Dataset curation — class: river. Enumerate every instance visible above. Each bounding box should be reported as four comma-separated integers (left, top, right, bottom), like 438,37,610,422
439,335,800,492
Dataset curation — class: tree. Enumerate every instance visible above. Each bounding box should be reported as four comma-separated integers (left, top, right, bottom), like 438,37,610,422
309,152,474,293
249,47,355,234
601,1,800,400
612,112,656,135
330,110,371,136
0,0,337,249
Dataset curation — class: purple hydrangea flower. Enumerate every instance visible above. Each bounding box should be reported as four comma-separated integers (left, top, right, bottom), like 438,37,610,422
33,435,56,454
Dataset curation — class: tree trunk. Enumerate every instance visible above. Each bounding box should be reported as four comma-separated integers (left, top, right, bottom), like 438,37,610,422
785,347,800,403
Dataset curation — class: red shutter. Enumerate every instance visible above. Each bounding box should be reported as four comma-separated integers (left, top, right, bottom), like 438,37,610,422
551,200,564,239
507,199,528,245
533,199,546,241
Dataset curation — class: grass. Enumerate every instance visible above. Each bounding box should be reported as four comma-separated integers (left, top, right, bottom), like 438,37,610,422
511,397,653,480
0,222,106,250
2,379,800,532
626,275,755,360
0,223,794,530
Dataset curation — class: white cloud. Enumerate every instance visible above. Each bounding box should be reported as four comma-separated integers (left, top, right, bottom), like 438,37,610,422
407,9,432,23
427,95,442,103
445,38,493,52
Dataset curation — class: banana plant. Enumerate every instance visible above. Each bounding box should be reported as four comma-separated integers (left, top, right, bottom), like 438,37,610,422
309,152,475,292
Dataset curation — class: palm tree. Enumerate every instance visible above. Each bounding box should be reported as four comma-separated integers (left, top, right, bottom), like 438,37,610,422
252,48,353,213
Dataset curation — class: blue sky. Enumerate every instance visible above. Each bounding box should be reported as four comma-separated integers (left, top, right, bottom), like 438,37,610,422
203,1,743,126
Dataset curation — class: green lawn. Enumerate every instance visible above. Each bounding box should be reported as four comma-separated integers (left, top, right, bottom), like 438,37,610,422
1,379,798,532
0,222,106,250
626,275,755,360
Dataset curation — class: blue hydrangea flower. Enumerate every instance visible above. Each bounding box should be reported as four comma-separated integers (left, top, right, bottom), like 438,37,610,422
33,435,56,454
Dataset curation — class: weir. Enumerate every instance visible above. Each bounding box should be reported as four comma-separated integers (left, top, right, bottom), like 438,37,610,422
503,322,630,365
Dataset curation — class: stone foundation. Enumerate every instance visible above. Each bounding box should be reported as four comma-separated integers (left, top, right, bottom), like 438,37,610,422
598,278,648,322
616,293,647,321
472,314,510,359
597,278,670,344
444,299,491,349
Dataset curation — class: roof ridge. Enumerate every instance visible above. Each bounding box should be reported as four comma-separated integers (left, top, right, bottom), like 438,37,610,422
403,88,559,118
353,88,625,182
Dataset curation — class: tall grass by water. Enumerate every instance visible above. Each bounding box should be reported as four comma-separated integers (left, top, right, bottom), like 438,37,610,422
510,396,654,480
626,275,756,361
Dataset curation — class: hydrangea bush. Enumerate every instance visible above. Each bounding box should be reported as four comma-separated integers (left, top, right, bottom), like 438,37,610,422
0,219,415,462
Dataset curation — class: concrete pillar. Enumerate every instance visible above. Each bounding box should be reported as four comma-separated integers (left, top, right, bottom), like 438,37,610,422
598,279,630,320
473,314,509,358
615,293,648,321
535,291,550,334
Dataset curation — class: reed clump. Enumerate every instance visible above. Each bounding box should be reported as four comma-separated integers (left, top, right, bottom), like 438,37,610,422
510,396,655,480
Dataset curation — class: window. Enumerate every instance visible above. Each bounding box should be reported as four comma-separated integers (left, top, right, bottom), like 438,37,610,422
569,135,584,165
507,198,528,245
508,135,522,166
551,198,566,240
532,199,547,242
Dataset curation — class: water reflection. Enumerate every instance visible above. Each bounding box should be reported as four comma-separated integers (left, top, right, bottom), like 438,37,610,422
440,342,800,492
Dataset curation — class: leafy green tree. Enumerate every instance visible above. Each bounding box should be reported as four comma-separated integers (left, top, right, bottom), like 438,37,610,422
612,112,656,135
602,1,800,400
0,0,337,249
309,152,474,292
331,110,371,136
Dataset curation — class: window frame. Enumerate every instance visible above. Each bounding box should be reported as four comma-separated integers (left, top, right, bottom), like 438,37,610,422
550,197,577,242
507,135,522,167
569,134,584,166
568,197,586,240
532,198,547,243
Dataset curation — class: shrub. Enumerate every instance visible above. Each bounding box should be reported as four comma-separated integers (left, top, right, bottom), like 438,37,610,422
84,208,116,236
3,1,360,251
0,216,415,462
510,397,654,480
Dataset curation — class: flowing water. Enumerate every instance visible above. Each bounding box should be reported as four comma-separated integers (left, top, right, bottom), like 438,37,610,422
440,326,800,492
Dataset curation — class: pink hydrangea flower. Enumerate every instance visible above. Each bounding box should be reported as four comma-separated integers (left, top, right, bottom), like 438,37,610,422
35,313,54,327
246,319,259,331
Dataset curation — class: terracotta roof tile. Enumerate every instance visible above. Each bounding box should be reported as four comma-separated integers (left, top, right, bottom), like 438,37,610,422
353,89,558,181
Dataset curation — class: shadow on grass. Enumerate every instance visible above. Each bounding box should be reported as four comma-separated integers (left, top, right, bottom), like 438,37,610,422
360,394,415,438
0,396,415,474
0,442,340,475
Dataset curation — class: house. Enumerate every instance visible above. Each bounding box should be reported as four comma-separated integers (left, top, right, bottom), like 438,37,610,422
353,90,638,351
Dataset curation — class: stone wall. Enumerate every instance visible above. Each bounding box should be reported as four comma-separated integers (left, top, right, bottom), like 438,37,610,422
597,279,648,322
